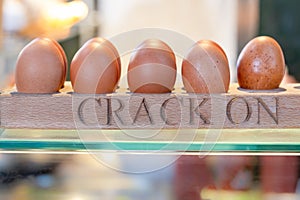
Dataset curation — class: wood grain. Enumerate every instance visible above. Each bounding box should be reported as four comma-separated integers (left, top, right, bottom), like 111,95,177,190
1,82,300,130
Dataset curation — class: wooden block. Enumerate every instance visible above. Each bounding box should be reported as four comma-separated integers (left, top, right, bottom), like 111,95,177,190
0,0,3,48
1,82,300,130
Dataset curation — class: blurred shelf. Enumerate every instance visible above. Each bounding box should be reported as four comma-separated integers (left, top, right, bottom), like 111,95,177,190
1,129,300,154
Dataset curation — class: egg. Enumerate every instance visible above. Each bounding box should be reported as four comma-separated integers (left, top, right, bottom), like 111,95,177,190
85,37,121,81
237,36,285,90
127,39,176,93
70,39,119,94
181,40,230,93
15,38,67,93
49,38,68,88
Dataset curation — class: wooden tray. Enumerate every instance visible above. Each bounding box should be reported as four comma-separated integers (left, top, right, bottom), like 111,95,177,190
1,82,299,130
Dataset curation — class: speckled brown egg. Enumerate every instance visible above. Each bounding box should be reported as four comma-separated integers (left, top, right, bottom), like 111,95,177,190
127,39,177,93
237,36,285,90
15,38,67,93
70,40,119,94
182,40,230,93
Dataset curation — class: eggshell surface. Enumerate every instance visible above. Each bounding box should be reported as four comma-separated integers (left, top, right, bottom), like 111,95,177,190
15,38,67,93
70,41,119,94
182,40,230,93
49,38,68,88
237,36,285,90
127,39,177,93
85,37,121,80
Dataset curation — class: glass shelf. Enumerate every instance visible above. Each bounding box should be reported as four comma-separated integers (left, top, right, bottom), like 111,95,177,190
1,128,300,154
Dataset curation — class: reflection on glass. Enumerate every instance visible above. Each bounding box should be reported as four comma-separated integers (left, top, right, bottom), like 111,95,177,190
0,154,299,200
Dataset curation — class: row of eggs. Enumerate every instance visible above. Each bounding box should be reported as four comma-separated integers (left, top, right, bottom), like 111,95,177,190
15,36,285,94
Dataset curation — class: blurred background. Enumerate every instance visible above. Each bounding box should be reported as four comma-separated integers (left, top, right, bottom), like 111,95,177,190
0,0,260,86
1,0,300,200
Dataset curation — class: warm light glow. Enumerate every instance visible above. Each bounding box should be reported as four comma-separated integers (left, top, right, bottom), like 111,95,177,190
45,0,88,29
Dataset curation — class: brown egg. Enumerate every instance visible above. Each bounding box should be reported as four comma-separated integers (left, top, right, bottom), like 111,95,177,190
85,37,121,80
182,40,230,93
127,39,177,93
70,41,119,94
48,38,68,88
40,38,68,89
70,41,99,85
237,36,285,90
15,38,67,93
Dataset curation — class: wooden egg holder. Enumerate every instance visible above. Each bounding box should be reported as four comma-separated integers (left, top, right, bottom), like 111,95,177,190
1,82,299,130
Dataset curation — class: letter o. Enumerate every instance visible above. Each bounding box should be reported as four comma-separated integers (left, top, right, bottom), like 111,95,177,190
226,97,252,124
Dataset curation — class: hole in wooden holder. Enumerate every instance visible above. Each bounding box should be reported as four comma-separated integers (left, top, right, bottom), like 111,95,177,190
237,87,286,93
10,91,60,96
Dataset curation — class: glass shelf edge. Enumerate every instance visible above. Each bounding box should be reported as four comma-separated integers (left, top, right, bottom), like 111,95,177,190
0,140,300,152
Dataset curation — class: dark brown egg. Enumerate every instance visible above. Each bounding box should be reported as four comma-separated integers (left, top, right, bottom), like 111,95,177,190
182,40,230,93
127,39,177,93
70,41,119,94
15,38,67,93
237,36,285,90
